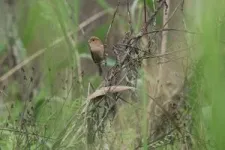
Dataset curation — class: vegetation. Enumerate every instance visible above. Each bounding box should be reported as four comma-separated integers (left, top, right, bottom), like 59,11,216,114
0,0,225,149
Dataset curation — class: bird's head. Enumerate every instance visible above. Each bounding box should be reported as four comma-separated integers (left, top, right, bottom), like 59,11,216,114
88,36,103,46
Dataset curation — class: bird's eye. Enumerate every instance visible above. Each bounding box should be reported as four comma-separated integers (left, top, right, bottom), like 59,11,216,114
92,39,95,41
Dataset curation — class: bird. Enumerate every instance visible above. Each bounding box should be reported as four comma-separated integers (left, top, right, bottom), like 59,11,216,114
88,36,105,76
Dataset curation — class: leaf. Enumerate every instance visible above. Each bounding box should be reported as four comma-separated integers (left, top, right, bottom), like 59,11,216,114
87,86,135,101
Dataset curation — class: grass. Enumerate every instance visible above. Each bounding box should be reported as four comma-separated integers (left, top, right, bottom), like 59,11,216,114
0,0,225,149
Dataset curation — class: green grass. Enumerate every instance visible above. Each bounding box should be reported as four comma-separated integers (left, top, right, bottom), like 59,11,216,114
186,0,225,149
0,0,225,149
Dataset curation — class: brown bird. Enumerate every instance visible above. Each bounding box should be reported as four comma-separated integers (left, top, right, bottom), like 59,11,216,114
88,36,105,76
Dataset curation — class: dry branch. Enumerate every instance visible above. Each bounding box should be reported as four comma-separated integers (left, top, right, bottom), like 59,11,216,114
85,0,170,145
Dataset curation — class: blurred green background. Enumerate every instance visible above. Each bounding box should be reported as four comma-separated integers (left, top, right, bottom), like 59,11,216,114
0,0,224,149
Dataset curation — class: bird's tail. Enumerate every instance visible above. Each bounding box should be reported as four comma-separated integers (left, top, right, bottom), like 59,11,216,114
97,63,103,76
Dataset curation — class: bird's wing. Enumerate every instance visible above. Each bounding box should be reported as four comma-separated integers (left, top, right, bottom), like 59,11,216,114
90,51,101,64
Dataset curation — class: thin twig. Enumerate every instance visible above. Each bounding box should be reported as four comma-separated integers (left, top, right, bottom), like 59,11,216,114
135,128,176,149
157,56,187,64
104,1,120,45
140,28,199,37
143,44,197,59
145,0,167,27
127,0,133,33
104,0,120,64
147,94,182,133
162,0,184,29
143,0,147,33
0,128,55,140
